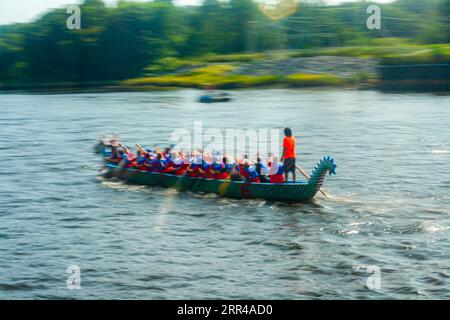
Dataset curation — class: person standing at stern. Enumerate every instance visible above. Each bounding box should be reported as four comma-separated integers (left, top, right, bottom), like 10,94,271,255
281,127,296,182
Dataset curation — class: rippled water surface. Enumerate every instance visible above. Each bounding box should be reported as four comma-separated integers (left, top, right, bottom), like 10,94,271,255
0,89,449,299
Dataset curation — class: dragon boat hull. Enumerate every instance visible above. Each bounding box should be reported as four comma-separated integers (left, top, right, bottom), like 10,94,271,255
102,155,336,202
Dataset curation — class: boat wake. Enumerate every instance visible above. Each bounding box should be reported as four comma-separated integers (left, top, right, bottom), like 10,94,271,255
432,150,450,154
417,221,450,233
321,193,363,205
98,177,151,193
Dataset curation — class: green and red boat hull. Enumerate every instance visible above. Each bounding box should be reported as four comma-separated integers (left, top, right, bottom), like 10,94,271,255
102,156,336,203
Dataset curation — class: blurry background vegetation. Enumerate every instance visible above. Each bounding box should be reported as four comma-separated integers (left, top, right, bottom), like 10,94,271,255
0,0,449,89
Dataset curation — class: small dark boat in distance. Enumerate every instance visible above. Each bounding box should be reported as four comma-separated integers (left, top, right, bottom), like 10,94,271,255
198,92,231,103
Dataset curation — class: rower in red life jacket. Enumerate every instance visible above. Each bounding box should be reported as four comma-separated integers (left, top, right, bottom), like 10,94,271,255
118,145,136,168
236,157,245,172
186,155,203,177
228,160,244,181
134,149,149,171
240,161,261,183
144,153,164,172
211,156,229,180
156,153,169,172
133,147,154,170
198,159,213,178
170,152,189,175
163,144,175,158
121,152,135,168
223,157,235,174
268,157,285,183
170,153,187,175
159,152,184,174
159,152,174,173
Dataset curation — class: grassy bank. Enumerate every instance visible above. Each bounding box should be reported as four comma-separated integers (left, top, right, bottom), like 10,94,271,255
121,52,361,89
122,72,347,89
2,40,449,92
121,40,449,90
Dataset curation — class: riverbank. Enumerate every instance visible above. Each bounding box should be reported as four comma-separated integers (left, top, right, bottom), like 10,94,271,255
0,54,378,93
1,42,449,94
121,55,378,90
120,43,449,92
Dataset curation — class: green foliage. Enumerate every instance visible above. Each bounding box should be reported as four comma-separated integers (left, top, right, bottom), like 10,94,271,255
288,39,428,59
0,0,449,87
122,65,345,88
144,57,200,74
191,64,235,75
122,63,237,87
121,73,279,88
380,45,450,65
202,53,264,63
285,74,345,87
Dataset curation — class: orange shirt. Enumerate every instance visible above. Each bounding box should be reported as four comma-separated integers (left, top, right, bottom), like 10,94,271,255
283,136,296,159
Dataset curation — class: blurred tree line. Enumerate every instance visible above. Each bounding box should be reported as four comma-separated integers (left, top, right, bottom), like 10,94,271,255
0,0,449,85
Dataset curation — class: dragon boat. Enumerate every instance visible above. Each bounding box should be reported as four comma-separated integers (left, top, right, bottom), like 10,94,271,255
100,151,336,203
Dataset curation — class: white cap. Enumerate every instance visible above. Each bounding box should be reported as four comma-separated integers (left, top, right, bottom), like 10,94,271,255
172,157,183,165
193,156,203,165
269,161,280,175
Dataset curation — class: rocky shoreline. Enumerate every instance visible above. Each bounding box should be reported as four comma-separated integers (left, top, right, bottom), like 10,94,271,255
2,51,448,93
231,56,377,78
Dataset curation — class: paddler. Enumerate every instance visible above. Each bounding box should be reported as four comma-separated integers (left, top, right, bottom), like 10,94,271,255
211,156,229,180
134,148,150,171
268,156,285,183
170,153,188,175
256,156,269,183
223,156,235,174
240,160,261,183
228,161,243,181
118,145,136,168
159,152,182,174
144,152,164,172
186,155,203,177
198,158,213,178
105,139,121,163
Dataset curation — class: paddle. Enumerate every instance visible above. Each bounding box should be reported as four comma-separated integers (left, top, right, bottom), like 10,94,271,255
295,164,329,198
135,143,146,154
120,144,137,160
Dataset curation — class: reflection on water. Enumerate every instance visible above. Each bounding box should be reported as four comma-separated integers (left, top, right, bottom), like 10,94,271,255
0,89,449,299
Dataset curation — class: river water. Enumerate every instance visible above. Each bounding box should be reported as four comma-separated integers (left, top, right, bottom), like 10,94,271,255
0,89,449,299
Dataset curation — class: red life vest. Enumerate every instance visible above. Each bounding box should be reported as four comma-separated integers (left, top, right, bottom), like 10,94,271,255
160,166,175,173
146,158,163,172
269,174,284,183
121,152,136,168
198,162,212,178
214,172,229,179
135,164,147,171
211,163,228,179
158,157,175,173
187,164,201,177
241,165,260,183
172,162,188,175
268,161,284,183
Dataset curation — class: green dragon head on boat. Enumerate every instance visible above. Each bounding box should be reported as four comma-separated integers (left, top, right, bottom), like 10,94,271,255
308,156,337,187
